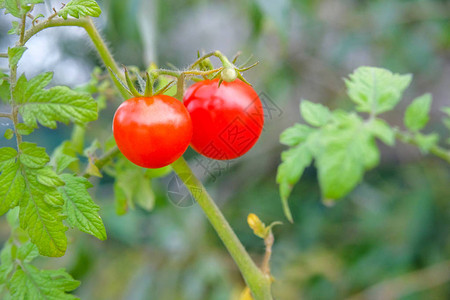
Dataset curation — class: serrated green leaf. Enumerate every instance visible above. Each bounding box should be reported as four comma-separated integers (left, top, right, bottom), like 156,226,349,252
19,86,98,129
300,100,331,127
368,118,395,146
51,141,79,174
8,21,20,35
0,147,17,169
404,93,432,131
19,142,49,168
345,67,412,114
279,123,314,146
60,174,106,240
276,144,312,222
315,121,373,200
16,123,34,135
58,0,101,19
8,46,27,67
17,242,38,263
36,167,65,187
0,162,24,216
10,264,79,300
414,133,439,154
19,167,67,257
12,73,27,103
4,0,21,17
23,72,53,102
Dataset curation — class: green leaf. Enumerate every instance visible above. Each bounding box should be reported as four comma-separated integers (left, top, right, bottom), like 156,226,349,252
414,133,439,154
280,123,314,146
60,174,106,240
315,120,374,200
51,141,79,174
19,142,49,169
276,144,312,222
19,167,67,257
4,128,14,140
0,162,24,216
12,73,27,103
19,86,98,129
17,242,39,263
300,100,331,127
0,79,11,103
23,72,53,101
134,177,155,211
36,167,65,187
368,118,395,146
10,264,80,300
404,93,432,131
16,123,34,135
4,0,21,17
58,0,101,19
8,21,20,35
8,46,27,68
0,147,17,169
345,67,412,114
114,156,156,213
0,240,14,285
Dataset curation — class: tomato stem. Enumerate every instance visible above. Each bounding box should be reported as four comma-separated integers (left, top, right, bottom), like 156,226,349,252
171,157,273,300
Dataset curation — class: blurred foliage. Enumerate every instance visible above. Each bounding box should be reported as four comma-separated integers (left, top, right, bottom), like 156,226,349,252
1,0,450,299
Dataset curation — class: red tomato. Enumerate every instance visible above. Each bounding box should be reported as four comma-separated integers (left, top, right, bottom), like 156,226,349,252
183,79,264,160
113,95,193,168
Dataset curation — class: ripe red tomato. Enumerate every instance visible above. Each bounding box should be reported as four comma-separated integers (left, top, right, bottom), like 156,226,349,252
183,79,264,160
113,95,193,168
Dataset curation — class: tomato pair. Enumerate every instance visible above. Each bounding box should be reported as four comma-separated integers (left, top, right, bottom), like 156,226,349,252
113,79,264,168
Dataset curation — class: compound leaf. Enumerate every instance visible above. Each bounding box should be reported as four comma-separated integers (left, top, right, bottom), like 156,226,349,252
300,100,331,127
19,86,98,129
10,264,79,300
58,0,101,19
60,174,106,241
345,67,412,114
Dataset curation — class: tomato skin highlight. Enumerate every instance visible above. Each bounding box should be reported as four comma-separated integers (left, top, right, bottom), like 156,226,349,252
183,79,264,160
113,95,193,168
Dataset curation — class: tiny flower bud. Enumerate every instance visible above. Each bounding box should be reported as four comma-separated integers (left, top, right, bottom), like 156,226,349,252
247,213,266,238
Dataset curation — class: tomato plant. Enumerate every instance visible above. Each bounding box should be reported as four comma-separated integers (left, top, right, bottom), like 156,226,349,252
184,79,264,160
113,95,193,168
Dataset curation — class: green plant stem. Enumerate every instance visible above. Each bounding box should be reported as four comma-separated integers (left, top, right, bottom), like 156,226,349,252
23,17,129,99
171,157,273,300
395,129,450,163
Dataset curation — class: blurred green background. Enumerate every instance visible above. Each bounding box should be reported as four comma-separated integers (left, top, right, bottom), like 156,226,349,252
0,0,449,299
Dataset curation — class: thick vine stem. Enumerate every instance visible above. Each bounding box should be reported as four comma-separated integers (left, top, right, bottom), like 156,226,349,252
395,129,450,163
170,157,273,300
